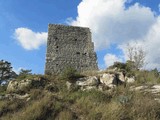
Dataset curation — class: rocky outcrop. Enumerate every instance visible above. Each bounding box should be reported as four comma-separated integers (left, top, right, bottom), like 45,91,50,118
151,85,160,93
7,78,45,93
7,79,32,93
99,73,115,86
125,77,135,83
0,93,30,100
99,72,126,87
66,70,135,91
74,76,99,91
130,85,160,94
76,76,99,86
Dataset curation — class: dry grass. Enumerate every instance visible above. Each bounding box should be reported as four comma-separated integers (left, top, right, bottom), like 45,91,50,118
55,110,74,120
1,71,160,120
81,70,99,76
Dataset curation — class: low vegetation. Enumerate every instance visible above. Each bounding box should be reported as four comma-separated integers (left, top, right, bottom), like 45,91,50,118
1,84,160,120
0,61,160,120
60,67,84,83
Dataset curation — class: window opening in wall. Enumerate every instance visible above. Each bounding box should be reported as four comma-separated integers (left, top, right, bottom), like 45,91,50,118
75,39,77,41
76,52,80,55
56,46,59,48
56,64,58,66
55,37,58,40
82,53,87,55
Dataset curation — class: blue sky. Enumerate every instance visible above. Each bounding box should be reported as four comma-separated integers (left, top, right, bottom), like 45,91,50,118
0,0,160,74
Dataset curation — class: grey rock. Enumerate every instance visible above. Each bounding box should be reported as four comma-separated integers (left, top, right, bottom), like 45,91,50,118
100,73,115,86
149,85,160,94
80,86,97,91
99,73,124,87
5,93,29,100
7,79,32,93
66,81,72,90
154,98,160,103
125,77,135,83
76,76,99,86
118,72,125,82
130,86,148,91
98,84,110,91
7,78,45,93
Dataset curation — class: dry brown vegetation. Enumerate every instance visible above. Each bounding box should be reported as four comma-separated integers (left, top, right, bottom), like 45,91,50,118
0,66,160,120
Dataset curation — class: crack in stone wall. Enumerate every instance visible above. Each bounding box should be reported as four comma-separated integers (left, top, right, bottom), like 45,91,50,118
45,24,98,74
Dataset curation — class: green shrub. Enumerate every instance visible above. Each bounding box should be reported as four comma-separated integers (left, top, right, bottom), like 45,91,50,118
109,62,126,70
109,61,136,77
60,67,82,82
0,85,7,95
16,69,32,80
45,83,59,92
135,70,160,84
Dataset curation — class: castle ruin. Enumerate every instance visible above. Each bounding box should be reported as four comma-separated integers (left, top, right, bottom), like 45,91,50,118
45,24,98,74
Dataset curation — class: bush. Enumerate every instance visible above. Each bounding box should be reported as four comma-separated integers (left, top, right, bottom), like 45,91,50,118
0,85,7,95
45,83,59,92
16,69,32,80
135,70,160,84
109,61,136,77
60,67,82,82
109,62,126,70
0,99,25,117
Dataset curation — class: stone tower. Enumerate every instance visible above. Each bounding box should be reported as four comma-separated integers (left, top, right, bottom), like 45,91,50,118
45,24,98,74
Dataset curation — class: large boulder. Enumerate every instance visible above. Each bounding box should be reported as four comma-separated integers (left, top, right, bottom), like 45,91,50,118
66,81,79,91
99,73,124,87
100,73,115,86
7,78,45,93
118,72,125,82
148,85,160,94
76,76,99,86
125,76,135,83
7,79,32,93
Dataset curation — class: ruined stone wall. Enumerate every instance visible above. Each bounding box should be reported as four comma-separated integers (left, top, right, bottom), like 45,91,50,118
45,24,98,74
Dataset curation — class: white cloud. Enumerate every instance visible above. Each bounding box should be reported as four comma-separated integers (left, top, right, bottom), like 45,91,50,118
119,17,160,70
68,0,160,70
136,17,160,69
14,28,47,50
104,54,123,67
69,0,156,50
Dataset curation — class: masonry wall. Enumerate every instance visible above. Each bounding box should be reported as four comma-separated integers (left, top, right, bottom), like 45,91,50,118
45,24,98,74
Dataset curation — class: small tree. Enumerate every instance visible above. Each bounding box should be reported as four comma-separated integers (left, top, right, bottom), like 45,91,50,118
0,60,12,84
126,43,146,70
19,69,32,76
17,69,32,80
